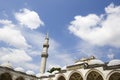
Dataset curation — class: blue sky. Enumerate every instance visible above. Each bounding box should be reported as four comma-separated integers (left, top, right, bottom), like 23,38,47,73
0,0,120,74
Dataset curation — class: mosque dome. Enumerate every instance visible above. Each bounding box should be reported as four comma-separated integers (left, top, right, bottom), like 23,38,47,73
107,59,120,66
0,62,13,69
14,67,24,72
36,73,42,77
88,59,104,65
42,72,51,76
26,70,35,75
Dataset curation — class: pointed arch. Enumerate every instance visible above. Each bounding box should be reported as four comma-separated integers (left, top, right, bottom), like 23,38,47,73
0,72,12,80
85,69,104,80
107,70,120,80
16,76,25,80
57,76,66,80
68,71,83,80
56,74,66,80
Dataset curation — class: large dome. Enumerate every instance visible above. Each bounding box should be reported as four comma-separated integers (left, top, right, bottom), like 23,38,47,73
107,59,120,66
88,59,104,65
0,62,13,69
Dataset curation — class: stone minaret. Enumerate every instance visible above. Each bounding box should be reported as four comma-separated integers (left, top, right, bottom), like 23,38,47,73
40,33,49,74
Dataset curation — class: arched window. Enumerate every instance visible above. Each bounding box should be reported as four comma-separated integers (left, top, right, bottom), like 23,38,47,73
0,73,12,80
58,76,66,80
109,72,120,80
16,76,24,80
69,72,83,80
87,71,103,80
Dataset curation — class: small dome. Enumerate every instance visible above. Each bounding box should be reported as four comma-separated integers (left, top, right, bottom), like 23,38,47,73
107,59,120,66
42,72,51,76
52,70,59,74
26,70,35,75
36,73,42,77
88,59,104,65
0,62,13,69
14,67,24,72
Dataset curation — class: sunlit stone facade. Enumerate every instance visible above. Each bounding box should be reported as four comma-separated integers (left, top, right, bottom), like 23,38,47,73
40,57,120,80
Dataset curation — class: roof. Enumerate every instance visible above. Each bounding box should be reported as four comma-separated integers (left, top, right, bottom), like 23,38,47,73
88,59,104,65
107,59,120,66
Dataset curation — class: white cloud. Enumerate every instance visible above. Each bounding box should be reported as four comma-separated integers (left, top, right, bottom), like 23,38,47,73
105,3,120,14
56,53,74,65
0,21,30,49
0,19,13,26
0,19,35,71
107,53,114,59
23,32,45,49
0,49,39,71
0,48,32,63
68,3,120,48
23,63,39,71
47,51,74,70
0,48,39,71
0,49,32,63
0,47,10,57
15,8,44,30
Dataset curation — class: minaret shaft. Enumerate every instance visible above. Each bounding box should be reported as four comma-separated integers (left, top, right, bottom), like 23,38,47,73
40,33,49,74
40,57,47,73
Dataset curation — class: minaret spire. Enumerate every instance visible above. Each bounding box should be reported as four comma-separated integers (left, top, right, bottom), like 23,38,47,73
40,33,49,74
46,32,49,39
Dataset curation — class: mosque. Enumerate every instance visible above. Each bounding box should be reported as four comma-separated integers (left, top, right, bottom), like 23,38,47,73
0,34,120,80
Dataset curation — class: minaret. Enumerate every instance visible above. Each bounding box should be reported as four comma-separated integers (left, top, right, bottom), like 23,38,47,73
40,33,49,74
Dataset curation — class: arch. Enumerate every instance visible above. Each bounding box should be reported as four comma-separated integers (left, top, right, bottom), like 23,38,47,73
0,72,12,80
86,69,104,80
56,74,66,80
57,76,66,80
16,76,25,80
68,71,83,80
107,70,120,80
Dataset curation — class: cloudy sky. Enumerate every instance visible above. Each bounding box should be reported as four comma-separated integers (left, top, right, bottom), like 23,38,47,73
0,0,120,73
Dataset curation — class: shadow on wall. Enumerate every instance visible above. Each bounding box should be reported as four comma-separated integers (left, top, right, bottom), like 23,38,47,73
0,73,25,80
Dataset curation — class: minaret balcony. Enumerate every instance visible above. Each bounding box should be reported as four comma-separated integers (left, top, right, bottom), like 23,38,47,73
43,44,49,48
41,53,48,58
